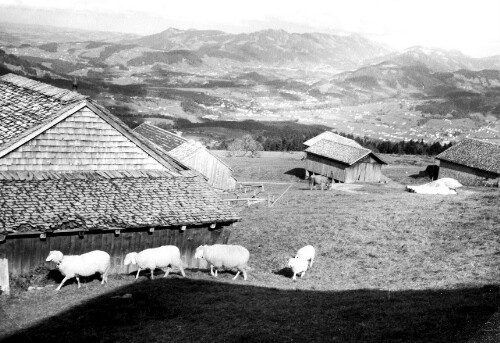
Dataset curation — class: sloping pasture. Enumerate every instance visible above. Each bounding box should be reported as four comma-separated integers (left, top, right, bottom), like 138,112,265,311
1,153,499,342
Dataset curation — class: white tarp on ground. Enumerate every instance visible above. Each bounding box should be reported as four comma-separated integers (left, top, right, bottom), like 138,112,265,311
406,178,463,195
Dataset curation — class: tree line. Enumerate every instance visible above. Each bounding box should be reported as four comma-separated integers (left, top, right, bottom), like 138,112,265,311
218,131,452,156
159,119,453,156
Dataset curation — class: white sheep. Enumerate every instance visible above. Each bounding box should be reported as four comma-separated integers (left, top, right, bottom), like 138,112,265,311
195,244,250,280
45,250,110,291
287,257,309,280
295,245,315,268
124,245,186,280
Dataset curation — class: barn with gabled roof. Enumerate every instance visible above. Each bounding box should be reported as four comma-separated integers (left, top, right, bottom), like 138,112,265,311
435,138,500,186
0,74,239,293
304,132,386,183
133,122,236,190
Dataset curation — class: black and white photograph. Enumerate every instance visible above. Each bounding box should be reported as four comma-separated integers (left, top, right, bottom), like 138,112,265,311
0,0,499,342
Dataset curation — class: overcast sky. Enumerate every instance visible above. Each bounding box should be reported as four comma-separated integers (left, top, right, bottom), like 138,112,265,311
1,0,499,57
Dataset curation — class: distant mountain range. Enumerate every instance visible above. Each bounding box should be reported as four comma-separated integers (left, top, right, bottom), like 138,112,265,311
125,28,393,69
368,46,500,72
1,23,499,143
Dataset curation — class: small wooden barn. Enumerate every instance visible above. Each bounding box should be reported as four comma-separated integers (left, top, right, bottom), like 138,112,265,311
303,132,386,183
435,138,500,186
133,122,237,190
0,74,239,294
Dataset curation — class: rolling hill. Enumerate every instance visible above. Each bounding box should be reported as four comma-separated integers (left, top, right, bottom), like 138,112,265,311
126,28,394,69
368,46,500,72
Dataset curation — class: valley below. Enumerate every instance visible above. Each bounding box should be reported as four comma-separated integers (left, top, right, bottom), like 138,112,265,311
1,22,500,145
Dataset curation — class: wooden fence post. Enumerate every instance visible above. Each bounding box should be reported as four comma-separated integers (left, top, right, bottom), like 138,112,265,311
0,258,9,296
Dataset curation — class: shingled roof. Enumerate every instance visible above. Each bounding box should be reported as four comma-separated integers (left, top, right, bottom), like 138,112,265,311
0,170,239,234
133,122,187,151
436,138,500,174
305,139,386,165
0,73,86,150
303,131,364,148
133,122,233,170
0,73,190,173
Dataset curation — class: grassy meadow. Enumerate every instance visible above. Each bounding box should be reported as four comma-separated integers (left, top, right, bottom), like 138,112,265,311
1,153,499,342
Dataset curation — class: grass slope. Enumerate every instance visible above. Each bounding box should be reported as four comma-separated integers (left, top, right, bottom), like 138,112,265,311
1,153,499,342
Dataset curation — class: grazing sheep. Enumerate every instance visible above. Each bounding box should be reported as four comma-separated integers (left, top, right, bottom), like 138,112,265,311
295,245,315,268
46,250,110,291
287,257,309,280
124,245,186,280
195,244,250,280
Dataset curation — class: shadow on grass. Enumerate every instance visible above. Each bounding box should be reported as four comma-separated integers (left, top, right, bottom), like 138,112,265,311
409,165,439,180
1,278,499,343
273,267,296,279
284,167,306,179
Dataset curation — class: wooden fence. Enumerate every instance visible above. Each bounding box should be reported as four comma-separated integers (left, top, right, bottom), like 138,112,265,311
0,224,231,279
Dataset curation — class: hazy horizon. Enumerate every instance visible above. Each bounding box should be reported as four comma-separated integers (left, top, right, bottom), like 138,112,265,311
1,0,500,58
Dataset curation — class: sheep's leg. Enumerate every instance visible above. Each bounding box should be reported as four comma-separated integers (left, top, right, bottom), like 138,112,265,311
214,268,218,277
242,269,247,281
178,265,186,277
102,266,110,284
292,273,297,281
150,269,154,280
76,276,81,289
310,258,314,268
163,267,171,278
210,265,215,277
233,271,240,280
56,276,70,291
300,271,306,278
135,268,141,279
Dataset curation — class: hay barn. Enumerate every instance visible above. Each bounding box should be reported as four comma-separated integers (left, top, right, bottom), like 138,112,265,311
304,132,386,183
435,138,500,186
0,74,239,294
133,123,237,190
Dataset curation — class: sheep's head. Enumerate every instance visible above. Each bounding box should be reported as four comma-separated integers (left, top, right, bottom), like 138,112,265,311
194,245,205,259
287,257,297,268
46,250,64,263
123,252,138,266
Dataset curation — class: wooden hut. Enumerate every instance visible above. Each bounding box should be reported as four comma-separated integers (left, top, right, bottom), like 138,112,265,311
303,132,386,183
0,74,239,293
435,138,500,186
133,123,237,190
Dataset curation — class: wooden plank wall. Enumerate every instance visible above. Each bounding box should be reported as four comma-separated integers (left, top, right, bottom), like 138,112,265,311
0,258,9,295
349,163,382,182
439,160,499,186
305,154,347,182
182,148,235,190
0,225,231,276
0,107,165,171
306,153,383,183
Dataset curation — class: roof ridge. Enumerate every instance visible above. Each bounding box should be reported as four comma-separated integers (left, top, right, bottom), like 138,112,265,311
315,138,370,152
0,73,86,103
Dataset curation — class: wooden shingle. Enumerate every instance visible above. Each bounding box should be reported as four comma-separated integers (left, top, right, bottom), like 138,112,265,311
0,170,240,234
436,138,500,174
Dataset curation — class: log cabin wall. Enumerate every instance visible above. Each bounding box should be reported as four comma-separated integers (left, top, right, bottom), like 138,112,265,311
0,225,231,276
0,107,165,171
